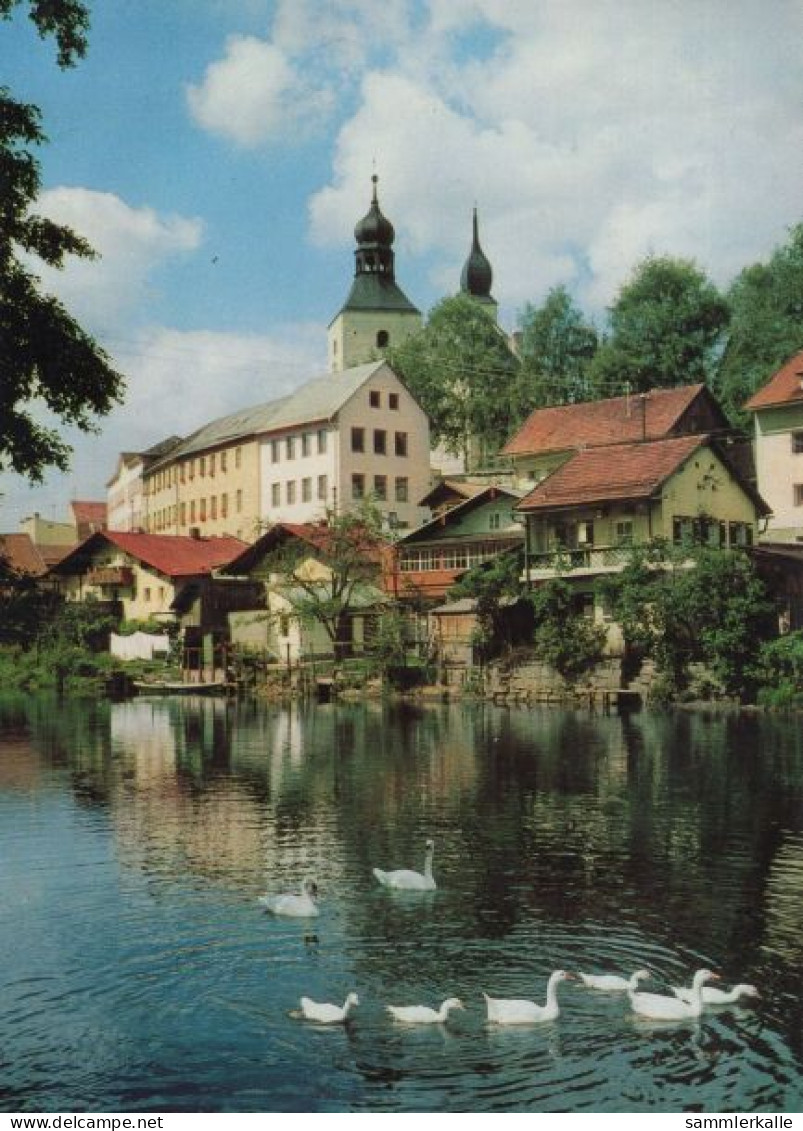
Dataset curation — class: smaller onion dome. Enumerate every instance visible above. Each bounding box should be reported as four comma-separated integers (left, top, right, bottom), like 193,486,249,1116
354,175,395,248
460,207,493,298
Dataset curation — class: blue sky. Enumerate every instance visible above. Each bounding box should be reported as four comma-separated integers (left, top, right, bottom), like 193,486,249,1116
2,0,802,529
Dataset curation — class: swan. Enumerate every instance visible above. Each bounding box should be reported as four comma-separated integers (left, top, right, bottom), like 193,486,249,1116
258,877,319,917
579,969,651,992
484,970,573,1024
292,992,359,1023
387,997,464,1024
373,838,436,891
629,968,719,1021
672,981,759,1006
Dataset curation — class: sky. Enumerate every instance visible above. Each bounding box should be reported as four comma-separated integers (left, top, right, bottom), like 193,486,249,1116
2,0,802,529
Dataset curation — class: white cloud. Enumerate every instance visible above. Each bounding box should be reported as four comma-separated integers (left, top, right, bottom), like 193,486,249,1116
30,188,203,330
186,35,334,147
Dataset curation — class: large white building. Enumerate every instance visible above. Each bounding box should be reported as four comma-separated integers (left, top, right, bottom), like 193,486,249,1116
745,349,803,542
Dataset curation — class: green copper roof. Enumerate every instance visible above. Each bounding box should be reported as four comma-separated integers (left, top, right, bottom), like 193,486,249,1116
334,273,420,319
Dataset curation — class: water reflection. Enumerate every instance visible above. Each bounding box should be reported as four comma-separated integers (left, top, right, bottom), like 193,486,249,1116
0,694,801,1112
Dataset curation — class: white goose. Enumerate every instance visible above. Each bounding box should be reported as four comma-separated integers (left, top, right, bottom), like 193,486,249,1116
387,997,464,1024
293,992,359,1024
579,969,651,992
672,981,759,1007
629,968,719,1021
258,877,319,917
373,838,436,891
484,970,573,1024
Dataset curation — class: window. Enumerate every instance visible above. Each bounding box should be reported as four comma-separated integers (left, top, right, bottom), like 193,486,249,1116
301,432,311,457
394,431,408,457
180,463,186,484
793,432,803,453
221,493,228,519
190,500,196,523
180,502,186,526
200,498,207,521
209,453,216,477
286,480,296,504
369,390,380,408
489,512,501,530
389,392,399,410
286,436,295,460
374,429,387,455
236,489,242,513
376,330,389,348
221,451,227,472
317,474,328,501
211,496,217,520
351,427,365,453
235,447,242,469
189,460,195,480
352,473,365,499
144,588,151,603
615,520,633,544
200,456,206,477
395,476,408,502
302,477,312,502
795,485,803,506
271,440,280,464
317,429,327,454
271,483,280,507
374,475,387,501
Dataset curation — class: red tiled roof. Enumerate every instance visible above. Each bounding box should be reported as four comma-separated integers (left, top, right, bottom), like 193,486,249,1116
71,500,107,527
54,531,248,578
517,435,707,511
744,349,803,411
503,384,713,457
0,533,47,576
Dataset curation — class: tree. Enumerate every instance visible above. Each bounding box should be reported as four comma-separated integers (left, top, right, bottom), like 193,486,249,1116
449,549,526,658
589,256,730,395
515,285,598,410
387,293,519,469
1,1,124,482
714,223,803,424
257,507,389,660
529,577,607,684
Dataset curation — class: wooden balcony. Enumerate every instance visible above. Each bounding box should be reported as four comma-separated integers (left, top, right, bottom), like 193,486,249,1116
86,566,134,588
526,544,634,580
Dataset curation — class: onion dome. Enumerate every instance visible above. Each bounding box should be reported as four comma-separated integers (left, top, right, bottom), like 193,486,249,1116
461,207,493,298
354,174,395,248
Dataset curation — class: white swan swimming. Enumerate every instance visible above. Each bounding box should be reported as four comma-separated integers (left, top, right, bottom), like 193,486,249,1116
579,969,651,992
373,838,436,891
293,992,359,1023
672,981,759,1006
484,970,573,1024
387,997,464,1024
258,877,319,917
629,968,719,1021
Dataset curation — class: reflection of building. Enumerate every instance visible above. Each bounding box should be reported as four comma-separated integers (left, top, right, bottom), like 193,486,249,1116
744,349,803,542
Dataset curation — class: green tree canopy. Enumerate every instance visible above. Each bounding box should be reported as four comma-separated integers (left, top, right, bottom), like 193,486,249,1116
714,223,803,424
387,294,519,469
589,256,730,395
1,0,124,482
515,285,598,410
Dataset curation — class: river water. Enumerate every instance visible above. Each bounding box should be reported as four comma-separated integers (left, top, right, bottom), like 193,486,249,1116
0,693,801,1113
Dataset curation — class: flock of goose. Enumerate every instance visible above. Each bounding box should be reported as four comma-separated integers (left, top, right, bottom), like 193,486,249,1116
258,839,759,1027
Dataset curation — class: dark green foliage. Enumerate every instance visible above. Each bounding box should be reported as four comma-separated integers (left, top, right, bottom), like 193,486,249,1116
715,224,803,425
529,577,606,684
515,285,598,410
1,1,124,481
450,550,525,657
0,553,61,644
754,631,803,708
387,294,519,468
589,256,730,394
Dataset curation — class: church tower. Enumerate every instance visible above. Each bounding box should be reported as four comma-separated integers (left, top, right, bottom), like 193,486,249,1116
328,175,422,372
460,207,498,321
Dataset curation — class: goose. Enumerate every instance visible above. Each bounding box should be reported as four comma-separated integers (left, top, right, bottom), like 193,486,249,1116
373,838,436,891
579,969,651,992
258,877,319,917
672,981,759,1007
629,968,719,1021
292,992,359,1024
484,970,573,1024
387,997,464,1024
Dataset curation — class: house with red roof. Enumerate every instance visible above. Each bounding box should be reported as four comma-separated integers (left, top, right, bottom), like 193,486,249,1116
502,383,729,486
515,434,769,650
50,530,247,624
69,500,107,540
744,349,803,542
